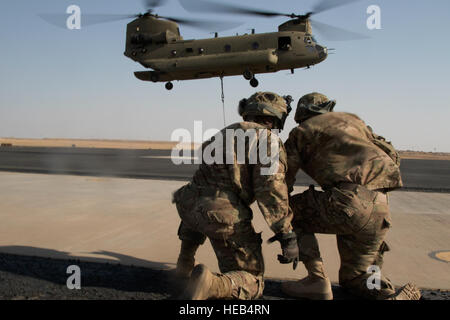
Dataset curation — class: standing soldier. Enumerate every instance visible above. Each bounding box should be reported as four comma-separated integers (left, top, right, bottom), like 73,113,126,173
282,92,421,300
173,92,299,300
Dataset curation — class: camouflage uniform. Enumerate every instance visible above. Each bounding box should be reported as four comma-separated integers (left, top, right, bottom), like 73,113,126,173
285,111,403,299
174,95,293,300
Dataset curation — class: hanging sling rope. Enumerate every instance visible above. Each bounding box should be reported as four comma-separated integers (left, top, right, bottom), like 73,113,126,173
220,76,226,127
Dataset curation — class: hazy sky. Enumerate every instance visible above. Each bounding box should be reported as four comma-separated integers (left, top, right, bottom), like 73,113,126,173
0,0,449,151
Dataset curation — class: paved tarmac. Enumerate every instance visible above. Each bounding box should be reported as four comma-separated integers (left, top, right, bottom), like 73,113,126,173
0,172,448,300
1,146,450,192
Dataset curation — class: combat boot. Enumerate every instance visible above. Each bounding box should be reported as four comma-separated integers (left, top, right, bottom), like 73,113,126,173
176,240,200,279
281,259,333,300
387,283,421,300
180,264,233,300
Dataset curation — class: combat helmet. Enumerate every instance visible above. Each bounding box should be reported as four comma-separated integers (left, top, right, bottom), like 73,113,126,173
238,92,292,130
295,92,336,123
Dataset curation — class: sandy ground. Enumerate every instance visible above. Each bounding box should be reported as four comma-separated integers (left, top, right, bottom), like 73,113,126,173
1,138,449,160
0,138,197,151
0,172,449,301
398,151,450,160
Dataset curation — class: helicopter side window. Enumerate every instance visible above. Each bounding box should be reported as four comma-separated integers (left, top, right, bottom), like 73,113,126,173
278,37,292,51
186,48,194,53
224,44,232,52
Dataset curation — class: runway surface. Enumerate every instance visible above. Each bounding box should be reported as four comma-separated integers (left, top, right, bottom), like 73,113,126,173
0,173,449,299
1,146,449,191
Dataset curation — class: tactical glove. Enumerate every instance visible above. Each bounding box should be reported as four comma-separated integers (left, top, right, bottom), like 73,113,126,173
268,231,299,270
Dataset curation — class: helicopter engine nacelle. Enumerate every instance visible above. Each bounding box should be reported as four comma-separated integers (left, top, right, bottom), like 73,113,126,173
130,30,179,45
278,19,312,34
125,15,182,61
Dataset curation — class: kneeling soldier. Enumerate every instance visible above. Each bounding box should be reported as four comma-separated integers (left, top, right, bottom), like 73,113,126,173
283,92,421,300
173,92,298,300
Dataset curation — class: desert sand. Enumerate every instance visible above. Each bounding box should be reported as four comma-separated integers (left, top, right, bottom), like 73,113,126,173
1,138,449,160
0,138,198,151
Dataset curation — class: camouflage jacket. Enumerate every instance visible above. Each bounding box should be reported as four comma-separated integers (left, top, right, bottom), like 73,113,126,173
285,112,403,192
192,122,293,235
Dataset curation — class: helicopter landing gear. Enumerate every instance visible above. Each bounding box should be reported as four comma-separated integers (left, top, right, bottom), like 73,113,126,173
250,77,259,88
165,82,174,90
243,70,254,81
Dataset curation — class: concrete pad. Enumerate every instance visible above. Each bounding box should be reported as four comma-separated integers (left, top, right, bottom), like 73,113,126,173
0,172,448,290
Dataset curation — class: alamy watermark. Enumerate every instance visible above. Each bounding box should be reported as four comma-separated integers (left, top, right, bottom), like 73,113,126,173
366,265,381,290
367,5,382,30
66,265,81,290
66,5,81,30
171,121,281,175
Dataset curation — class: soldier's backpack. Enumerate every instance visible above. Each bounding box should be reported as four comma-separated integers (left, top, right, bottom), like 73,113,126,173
367,126,401,166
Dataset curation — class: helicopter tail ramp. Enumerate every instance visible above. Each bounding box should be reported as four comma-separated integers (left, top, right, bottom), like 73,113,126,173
135,49,278,82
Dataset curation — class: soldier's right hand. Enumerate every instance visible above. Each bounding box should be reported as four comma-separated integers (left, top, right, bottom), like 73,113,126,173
268,231,299,270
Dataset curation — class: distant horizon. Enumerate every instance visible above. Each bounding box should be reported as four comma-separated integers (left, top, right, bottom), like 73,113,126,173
1,136,449,154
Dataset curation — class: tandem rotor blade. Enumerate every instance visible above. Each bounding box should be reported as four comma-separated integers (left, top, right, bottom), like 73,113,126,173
38,13,137,29
179,0,365,20
310,19,369,41
312,0,363,15
39,12,241,32
39,0,169,29
143,0,168,10
179,0,292,18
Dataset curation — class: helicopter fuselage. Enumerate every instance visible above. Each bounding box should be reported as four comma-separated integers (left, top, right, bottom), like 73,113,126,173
125,16,328,85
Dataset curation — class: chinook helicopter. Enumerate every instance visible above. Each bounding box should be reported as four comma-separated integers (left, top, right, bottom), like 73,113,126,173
40,0,367,90
126,0,367,90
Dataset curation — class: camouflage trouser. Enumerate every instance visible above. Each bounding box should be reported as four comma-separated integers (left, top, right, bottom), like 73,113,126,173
173,183,265,300
290,183,396,300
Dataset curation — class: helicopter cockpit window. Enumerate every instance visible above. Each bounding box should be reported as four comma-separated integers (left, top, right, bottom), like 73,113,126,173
312,37,317,43
278,37,291,51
